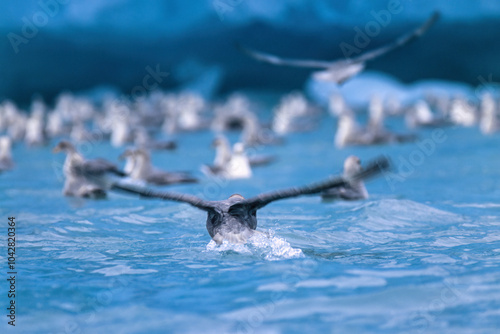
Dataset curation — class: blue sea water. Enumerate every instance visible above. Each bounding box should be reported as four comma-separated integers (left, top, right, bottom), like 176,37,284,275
1,108,500,333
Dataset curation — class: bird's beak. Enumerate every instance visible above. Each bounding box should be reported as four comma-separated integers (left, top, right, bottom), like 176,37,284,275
52,146,61,153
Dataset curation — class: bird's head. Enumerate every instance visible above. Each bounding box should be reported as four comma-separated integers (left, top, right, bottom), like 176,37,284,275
53,141,76,154
228,194,245,203
118,149,134,160
232,142,245,154
344,155,362,177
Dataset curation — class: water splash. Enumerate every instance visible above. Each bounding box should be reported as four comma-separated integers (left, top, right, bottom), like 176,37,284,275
204,229,304,261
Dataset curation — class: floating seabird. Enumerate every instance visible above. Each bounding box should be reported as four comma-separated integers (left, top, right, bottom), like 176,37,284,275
114,156,390,244
334,112,372,148
211,94,254,132
479,92,499,134
0,136,14,172
176,92,209,131
46,111,68,137
70,121,91,143
334,97,415,148
53,141,125,199
119,148,198,186
449,96,477,127
25,107,47,147
8,113,27,142
202,136,275,177
0,101,20,133
238,12,439,84
329,92,351,117
405,100,448,128
111,117,133,147
322,156,369,201
366,95,416,144
272,92,317,135
202,135,232,176
133,127,177,151
160,92,209,134
226,142,253,180
241,113,283,147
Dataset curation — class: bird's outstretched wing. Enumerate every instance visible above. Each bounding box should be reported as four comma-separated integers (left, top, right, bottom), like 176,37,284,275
237,44,332,69
352,11,440,63
238,11,439,70
112,183,215,211
235,156,390,211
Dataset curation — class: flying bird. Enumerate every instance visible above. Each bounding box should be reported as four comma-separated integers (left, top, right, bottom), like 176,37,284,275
114,156,390,244
238,11,440,84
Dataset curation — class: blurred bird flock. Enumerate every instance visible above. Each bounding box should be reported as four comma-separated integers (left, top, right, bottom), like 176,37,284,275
1,1,500,333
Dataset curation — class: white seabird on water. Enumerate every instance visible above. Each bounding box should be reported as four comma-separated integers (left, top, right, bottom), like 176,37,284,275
202,135,275,177
322,156,369,201
160,92,209,134
366,95,416,144
46,110,68,137
329,92,352,117
0,136,14,172
114,156,390,244
241,113,283,147
53,141,125,199
449,96,477,127
405,99,447,128
111,117,133,147
202,135,232,176
479,92,499,134
119,148,198,186
7,111,27,143
133,127,177,151
211,94,254,132
238,12,440,84
226,142,253,180
333,96,415,148
272,92,317,135
334,112,371,148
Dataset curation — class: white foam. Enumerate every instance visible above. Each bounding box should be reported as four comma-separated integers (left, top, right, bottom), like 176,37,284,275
204,229,304,261
296,276,387,289
92,264,157,276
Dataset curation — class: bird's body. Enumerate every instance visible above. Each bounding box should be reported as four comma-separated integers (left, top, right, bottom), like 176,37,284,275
54,141,124,198
226,143,252,179
334,97,416,148
449,96,478,127
322,156,369,201
272,92,317,135
203,136,275,178
0,136,14,172
406,100,448,128
120,148,198,186
479,93,499,134
133,128,177,151
25,100,47,147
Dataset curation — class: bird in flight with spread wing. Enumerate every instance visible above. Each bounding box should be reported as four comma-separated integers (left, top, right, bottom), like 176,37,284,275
238,12,440,84
114,156,390,245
